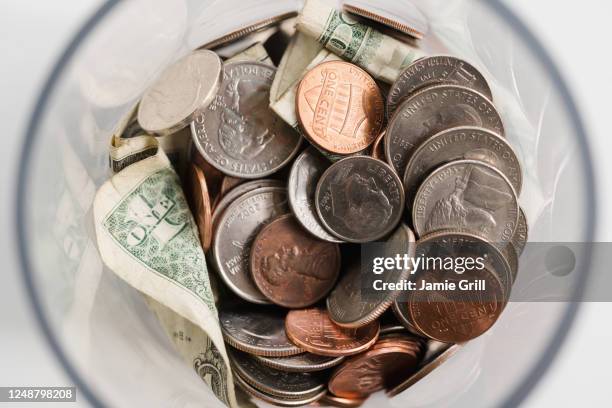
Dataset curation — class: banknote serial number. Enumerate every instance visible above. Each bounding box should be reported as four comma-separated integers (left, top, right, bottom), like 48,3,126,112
0,387,76,402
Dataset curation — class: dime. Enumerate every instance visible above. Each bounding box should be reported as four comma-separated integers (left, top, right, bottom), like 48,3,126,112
370,130,386,161
342,0,428,39
320,394,365,408
220,304,303,356
385,85,505,176
315,156,404,243
387,56,492,116
234,370,326,407
213,186,289,304
138,50,222,135
192,62,302,178
251,214,341,308
511,208,528,256
403,127,522,208
412,160,519,244
328,337,423,398
187,164,213,253
387,344,460,397
296,61,384,155
327,224,416,328
287,147,343,243
285,307,379,357
255,352,345,373
229,349,325,398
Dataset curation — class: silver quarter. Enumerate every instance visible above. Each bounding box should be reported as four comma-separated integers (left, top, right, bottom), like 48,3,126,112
412,160,518,244
233,370,326,407
387,56,492,117
229,349,325,398
138,50,222,135
288,147,343,243
255,353,345,373
327,224,416,328
511,207,528,256
220,305,303,356
191,61,302,178
403,126,522,208
315,156,404,243
213,186,288,303
385,85,505,176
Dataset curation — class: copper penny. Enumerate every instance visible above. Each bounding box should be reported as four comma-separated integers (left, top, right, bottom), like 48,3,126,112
328,337,424,398
220,176,246,196
251,214,341,308
296,61,384,155
191,142,224,201
320,394,365,408
188,164,213,253
370,130,385,161
285,308,379,357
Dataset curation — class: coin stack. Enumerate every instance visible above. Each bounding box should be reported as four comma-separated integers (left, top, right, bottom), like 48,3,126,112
105,1,527,406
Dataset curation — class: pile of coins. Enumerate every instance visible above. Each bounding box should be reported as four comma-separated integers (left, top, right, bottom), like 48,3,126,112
111,1,527,406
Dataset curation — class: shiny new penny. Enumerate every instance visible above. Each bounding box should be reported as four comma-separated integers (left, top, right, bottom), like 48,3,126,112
385,85,505,176
387,56,492,116
287,147,342,243
315,156,404,243
296,61,384,155
327,224,416,328
285,308,379,357
219,305,303,356
255,353,345,373
213,187,289,304
188,164,213,252
251,214,341,308
403,127,522,206
328,337,423,398
412,160,519,244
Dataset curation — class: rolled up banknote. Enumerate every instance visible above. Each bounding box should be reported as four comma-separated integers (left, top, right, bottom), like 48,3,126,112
94,151,239,407
296,0,424,83
109,134,158,173
226,42,274,66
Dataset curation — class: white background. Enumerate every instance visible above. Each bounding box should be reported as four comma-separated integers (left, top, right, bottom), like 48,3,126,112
0,0,611,406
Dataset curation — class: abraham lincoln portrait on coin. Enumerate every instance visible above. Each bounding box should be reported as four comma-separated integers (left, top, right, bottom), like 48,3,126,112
218,77,275,161
425,165,512,235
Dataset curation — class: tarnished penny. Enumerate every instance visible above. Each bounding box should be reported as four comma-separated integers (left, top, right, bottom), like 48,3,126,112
220,304,303,356
251,214,341,308
285,308,379,357
403,127,522,207
385,85,505,176
512,208,528,256
320,394,366,408
315,156,404,243
229,349,325,398
188,164,213,252
370,130,386,160
138,50,222,135
327,224,416,328
255,352,345,373
234,370,326,407
412,160,519,244
387,56,492,116
287,147,343,243
213,186,289,304
296,61,384,155
328,336,423,398
192,62,302,178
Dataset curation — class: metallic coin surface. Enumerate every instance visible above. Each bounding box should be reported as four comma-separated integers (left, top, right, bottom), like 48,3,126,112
315,156,404,243
511,208,528,256
213,186,289,303
138,50,222,135
287,147,343,243
220,176,246,197
188,164,213,253
370,130,386,161
191,142,224,201
385,85,505,176
327,224,416,328
255,352,345,373
320,393,365,408
392,299,425,337
251,214,341,308
192,62,302,178
234,370,326,407
296,61,384,155
328,337,423,398
285,307,379,357
342,1,428,39
403,127,522,205
412,160,519,244
220,305,303,356
230,349,325,398
387,56,492,116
